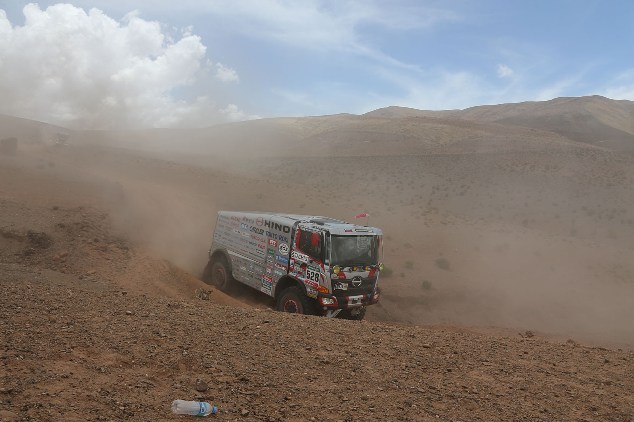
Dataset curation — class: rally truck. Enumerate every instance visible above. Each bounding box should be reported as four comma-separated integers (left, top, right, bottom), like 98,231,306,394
202,211,384,319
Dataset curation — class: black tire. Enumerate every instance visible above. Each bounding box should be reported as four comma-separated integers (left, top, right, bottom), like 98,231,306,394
338,307,367,321
276,286,315,315
202,257,233,292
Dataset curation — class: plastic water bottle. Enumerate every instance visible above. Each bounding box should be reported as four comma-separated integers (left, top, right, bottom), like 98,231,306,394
171,400,217,416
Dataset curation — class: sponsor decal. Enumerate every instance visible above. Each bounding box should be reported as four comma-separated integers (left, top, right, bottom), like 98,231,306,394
304,279,319,289
291,251,308,263
266,267,272,275
334,282,348,291
250,226,264,235
261,276,273,294
256,217,264,226
278,242,289,256
250,234,263,241
263,220,291,233
275,263,287,271
276,255,289,265
267,248,275,256
306,287,317,298
274,269,286,277
347,295,363,306
266,231,289,243
268,239,278,247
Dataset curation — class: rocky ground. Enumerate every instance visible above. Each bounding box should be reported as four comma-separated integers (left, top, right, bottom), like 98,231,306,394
2,263,633,422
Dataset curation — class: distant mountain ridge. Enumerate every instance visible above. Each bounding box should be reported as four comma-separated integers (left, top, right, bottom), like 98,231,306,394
366,95,634,150
2,96,633,154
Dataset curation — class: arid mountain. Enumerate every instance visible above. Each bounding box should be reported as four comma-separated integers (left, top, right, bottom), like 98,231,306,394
0,114,69,144
7,96,632,159
65,96,631,161
367,95,634,150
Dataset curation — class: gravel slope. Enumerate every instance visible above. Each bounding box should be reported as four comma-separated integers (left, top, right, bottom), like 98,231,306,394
2,263,633,421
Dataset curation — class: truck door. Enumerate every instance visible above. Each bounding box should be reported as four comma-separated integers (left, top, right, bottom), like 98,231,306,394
290,225,326,298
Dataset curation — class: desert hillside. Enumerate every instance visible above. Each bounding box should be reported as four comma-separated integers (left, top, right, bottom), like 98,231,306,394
366,95,634,150
1,96,634,420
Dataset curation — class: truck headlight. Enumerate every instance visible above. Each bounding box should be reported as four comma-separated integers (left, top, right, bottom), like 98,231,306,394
378,263,385,271
333,265,341,274
319,297,336,305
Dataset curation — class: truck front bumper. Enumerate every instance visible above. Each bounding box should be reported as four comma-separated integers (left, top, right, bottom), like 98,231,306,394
318,287,380,309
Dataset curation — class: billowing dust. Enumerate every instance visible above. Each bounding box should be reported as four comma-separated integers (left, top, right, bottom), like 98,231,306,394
5,126,634,348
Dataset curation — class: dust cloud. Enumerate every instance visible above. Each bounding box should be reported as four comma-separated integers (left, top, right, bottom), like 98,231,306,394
5,105,633,348
82,128,634,347
93,139,634,347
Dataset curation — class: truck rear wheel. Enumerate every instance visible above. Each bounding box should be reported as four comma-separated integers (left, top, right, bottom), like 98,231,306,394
202,257,233,292
338,307,367,321
276,286,315,315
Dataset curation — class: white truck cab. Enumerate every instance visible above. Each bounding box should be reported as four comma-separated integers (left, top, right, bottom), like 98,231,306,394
203,211,384,319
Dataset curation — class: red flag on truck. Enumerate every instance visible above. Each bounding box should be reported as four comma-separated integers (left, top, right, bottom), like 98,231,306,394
355,213,369,219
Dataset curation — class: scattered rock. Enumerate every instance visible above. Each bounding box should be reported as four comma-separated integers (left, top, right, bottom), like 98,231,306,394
196,288,211,300
27,231,53,249
195,380,208,392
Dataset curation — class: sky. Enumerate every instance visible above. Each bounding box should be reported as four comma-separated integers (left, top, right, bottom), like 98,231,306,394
0,1,633,129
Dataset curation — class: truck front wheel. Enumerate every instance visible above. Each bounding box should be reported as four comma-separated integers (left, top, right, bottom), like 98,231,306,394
276,286,315,315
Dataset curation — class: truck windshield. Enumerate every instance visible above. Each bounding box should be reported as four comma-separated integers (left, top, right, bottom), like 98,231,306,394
330,235,379,267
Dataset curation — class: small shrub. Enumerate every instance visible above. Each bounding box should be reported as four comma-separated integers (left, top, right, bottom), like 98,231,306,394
404,261,414,269
421,280,432,290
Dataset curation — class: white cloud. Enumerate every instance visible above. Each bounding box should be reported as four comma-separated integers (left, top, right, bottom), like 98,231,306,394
601,70,634,100
188,0,456,70
271,88,315,108
497,64,514,78
0,3,245,128
215,63,239,83
220,104,259,122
